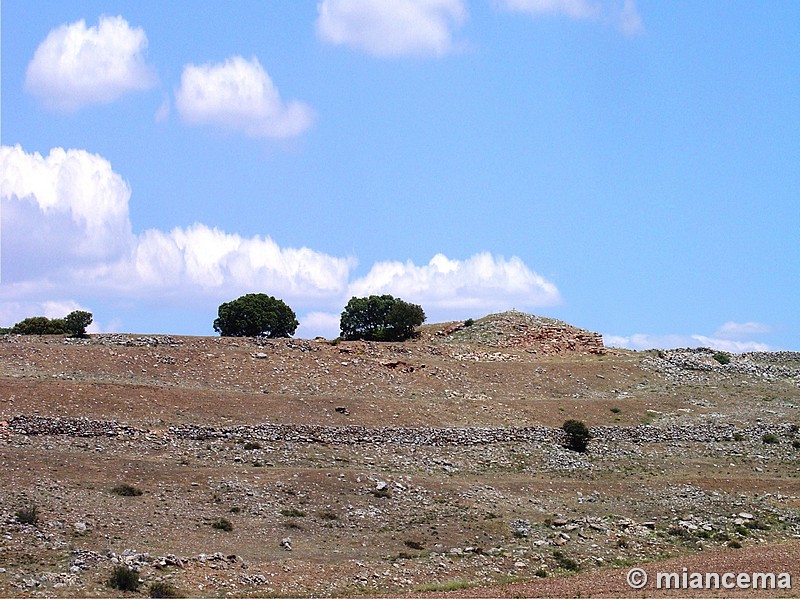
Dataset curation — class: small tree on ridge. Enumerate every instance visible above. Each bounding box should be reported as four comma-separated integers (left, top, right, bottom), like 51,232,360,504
214,294,298,338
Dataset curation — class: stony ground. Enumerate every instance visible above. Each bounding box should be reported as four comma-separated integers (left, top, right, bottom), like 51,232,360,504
1,312,799,597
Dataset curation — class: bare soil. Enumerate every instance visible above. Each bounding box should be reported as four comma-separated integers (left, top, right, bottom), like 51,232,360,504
1,313,799,597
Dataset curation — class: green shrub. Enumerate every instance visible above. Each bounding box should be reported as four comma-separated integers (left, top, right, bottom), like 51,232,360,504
108,565,140,592
10,316,67,335
553,550,579,571
762,433,780,445
562,420,591,453
712,352,731,365
610,407,621,414
243,441,261,450
211,517,233,531
792,440,800,450
112,483,143,497
280,508,306,518
15,504,39,525
733,432,745,442
535,568,547,578
148,581,182,598
728,540,743,549
463,318,474,327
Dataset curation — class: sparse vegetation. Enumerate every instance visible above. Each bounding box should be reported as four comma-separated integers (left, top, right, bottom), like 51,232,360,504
464,318,474,327
415,579,472,593
243,441,262,450
108,565,140,592
762,433,780,444
211,517,233,531
712,351,732,365
148,581,182,598
404,539,425,550
562,419,591,453
280,508,306,517
553,550,580,571
15,504,40,525
793,440,800,450
610,407,621,414
112,483,143,497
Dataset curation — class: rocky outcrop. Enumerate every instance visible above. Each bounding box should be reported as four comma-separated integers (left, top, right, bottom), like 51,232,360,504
439,311,605,355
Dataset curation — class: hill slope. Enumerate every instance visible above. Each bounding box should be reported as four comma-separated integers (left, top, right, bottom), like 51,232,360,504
1,314,799,597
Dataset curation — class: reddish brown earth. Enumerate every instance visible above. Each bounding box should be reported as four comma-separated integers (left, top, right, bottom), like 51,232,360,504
1,312,799,598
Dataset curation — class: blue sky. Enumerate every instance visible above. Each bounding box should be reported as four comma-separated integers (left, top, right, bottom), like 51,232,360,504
2,1,798,351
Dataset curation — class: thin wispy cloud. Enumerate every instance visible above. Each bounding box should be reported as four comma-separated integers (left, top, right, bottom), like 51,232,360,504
498,0,643,34
24,15,157,111
316,0,468,57
605,329,773,353
175,56,315,138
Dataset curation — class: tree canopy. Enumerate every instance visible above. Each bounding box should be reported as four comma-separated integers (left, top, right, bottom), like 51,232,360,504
64,310,93,337
213,293,298,338
10,310,93,337
339,295,425,342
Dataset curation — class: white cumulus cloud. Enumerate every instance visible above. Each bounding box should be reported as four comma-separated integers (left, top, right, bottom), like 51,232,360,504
0,144,134,282
175,56,315,138
348,252,561,319
296,311,342,339
133,224,354,299
1,145,351,309
316,0,468,57
25,15,157,111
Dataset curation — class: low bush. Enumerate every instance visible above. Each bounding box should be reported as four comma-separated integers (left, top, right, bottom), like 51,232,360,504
15,504,39,525
112,483,143,497
108,565,140,592
211,518,233,531
562,420,591,453
553,550,579,571
148,581,182,598
762,433,780,445
712,351,732,365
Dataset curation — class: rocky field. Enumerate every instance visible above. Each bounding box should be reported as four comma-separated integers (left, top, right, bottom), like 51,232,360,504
1,311,799,597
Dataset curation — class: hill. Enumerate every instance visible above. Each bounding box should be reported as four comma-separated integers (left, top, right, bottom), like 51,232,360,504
0,313,799,597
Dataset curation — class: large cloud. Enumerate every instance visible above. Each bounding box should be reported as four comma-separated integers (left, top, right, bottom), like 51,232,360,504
1,145,350,308
316,0,468,57
175,56,315,138
25,15,157,111
0,144,134,282
2,145,562,335
348,252,561,317
133,225,353,299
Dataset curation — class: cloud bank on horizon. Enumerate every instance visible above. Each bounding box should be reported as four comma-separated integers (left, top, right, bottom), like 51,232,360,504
1,144,560,338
